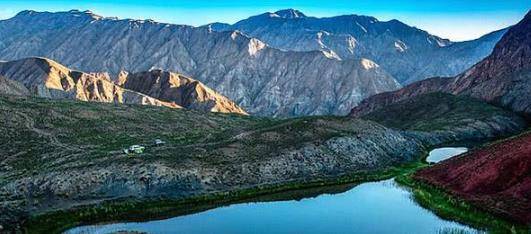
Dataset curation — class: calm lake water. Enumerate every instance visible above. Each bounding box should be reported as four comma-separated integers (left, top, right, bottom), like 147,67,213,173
66,147,477,234
426,147,468,163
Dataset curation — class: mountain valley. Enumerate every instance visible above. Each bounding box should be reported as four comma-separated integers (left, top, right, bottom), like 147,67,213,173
0,6,529,234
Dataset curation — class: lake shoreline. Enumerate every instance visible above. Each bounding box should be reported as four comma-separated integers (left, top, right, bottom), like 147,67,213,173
26,160,429,233
398,131,531,233
395,173,530,233
26,140,525,233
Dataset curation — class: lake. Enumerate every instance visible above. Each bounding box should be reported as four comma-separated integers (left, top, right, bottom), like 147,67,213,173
66,147,477,234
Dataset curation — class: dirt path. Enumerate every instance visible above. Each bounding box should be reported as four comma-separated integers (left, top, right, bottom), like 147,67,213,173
18,112,72,150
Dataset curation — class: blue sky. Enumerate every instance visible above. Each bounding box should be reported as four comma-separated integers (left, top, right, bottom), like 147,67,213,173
0,0,529,41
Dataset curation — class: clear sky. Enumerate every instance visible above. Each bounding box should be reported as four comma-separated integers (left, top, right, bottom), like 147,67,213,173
0,0,529,41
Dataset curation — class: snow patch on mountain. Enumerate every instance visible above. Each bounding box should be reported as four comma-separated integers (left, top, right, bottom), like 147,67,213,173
394,41,408,52
361,59,379,70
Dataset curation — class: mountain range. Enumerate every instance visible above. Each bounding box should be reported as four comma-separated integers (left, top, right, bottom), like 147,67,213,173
351,10,531,117
0,10,401,117
208,9,507,84
0,57,247,114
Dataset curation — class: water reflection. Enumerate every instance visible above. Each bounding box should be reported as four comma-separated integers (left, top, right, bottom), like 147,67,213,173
66,148,476,234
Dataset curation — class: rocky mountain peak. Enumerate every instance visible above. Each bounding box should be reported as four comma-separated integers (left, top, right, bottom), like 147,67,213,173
66,9,103,20
12,9,104,22
350,10,531,117
0,9,403,116
212,9,504,85
274,9,307,19
13,10,37,17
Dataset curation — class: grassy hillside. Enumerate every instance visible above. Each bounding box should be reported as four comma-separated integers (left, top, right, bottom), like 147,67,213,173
363,92,522,131
0,94,527,232
0,95,357,182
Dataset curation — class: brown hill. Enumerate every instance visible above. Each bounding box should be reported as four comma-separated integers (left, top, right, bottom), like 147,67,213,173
0,57,247,114
414,132,531,224
0,57,179,108
117,70,247,114
350,11,531,117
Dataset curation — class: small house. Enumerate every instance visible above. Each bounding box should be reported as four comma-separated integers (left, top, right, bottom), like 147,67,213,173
129,145,145,154
154,139,166,146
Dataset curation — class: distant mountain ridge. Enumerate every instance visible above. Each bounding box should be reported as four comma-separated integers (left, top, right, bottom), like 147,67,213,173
350,10,531,117
0,57,247,114
0,9,400,116
208,9,507,84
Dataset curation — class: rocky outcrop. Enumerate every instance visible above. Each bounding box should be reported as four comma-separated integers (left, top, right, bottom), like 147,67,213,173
414,131,531,224
0,57,250,113
118,70,247,114
350,11,531,117
0,76,28,96
0,57,180,108
208,9,507,84
0,10,400,116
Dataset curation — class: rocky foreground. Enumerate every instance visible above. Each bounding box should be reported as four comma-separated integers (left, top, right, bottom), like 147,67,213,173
414,131,531,224
0,94,526,231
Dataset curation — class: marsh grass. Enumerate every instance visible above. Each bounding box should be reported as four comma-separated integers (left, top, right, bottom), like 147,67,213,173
396,173,530,234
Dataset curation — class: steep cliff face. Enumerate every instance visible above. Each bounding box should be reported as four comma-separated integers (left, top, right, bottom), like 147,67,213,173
208,9,506,84
118,70,247,114
0,10,400,116
350,11,531,117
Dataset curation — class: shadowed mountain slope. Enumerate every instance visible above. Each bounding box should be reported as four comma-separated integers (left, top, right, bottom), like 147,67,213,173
0,93,526,231
350,11,531,117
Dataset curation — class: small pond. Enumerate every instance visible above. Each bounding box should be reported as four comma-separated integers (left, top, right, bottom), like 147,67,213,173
426,147,468,163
